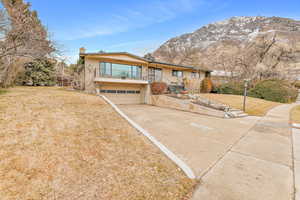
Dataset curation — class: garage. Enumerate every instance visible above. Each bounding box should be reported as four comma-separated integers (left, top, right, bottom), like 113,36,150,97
97,83,145,105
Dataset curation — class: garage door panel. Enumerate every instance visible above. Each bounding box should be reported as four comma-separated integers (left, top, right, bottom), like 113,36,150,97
104,94,141,105
98,83,143,105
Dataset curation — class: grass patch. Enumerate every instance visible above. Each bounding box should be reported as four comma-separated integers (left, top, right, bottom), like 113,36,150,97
0,87,195,200
199,93,281,116
291,105,300,123
0,89,7,95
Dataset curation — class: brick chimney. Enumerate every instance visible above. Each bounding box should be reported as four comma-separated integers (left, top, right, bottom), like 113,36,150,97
80,47,86,54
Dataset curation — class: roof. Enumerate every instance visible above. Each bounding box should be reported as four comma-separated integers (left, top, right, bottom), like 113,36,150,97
80,52,149,62
80,51,211,72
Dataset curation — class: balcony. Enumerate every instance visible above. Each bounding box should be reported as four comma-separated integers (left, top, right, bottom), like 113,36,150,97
94,67,149,85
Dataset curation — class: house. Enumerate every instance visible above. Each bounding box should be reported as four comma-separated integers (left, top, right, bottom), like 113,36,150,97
79,48,211,104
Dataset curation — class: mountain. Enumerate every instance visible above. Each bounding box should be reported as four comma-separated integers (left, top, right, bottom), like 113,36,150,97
151,16,300,79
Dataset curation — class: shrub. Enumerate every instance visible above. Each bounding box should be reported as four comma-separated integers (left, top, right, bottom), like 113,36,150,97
215,81,244,95
249,79,298,103
151,82,168,95
200,78,213,93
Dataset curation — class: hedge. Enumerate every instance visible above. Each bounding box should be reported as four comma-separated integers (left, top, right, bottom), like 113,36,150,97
249,79,298,103
215,81,244,95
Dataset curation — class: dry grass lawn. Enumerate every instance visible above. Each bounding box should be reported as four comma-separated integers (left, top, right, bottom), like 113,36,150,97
199,93,280,116
291,105,300,123
0,89,7,95
0,87,195,200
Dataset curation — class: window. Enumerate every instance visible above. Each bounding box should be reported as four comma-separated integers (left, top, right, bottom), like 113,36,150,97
172,70,183,77
100,62,111,76
191,72,198,78
205,71,211,78
99,62,142,79
100,90,140,94
148,67,162,82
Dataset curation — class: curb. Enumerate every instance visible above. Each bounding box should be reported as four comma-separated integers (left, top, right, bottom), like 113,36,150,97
99,95,196,179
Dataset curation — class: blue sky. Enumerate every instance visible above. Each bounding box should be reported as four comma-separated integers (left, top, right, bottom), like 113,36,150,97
25,0,300,64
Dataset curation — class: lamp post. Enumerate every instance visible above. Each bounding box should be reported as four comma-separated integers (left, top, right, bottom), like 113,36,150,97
243,79,250,112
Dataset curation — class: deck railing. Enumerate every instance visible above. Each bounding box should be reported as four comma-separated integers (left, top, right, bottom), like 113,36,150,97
94,67,149,81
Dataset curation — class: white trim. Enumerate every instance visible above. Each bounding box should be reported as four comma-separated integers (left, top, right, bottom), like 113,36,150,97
99,95,196,179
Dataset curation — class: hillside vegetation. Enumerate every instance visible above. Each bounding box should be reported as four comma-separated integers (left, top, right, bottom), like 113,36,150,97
152,16,300,81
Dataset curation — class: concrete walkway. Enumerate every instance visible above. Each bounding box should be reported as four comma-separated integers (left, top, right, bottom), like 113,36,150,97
193,103,298,200
121,103,299,200
120,105,260,178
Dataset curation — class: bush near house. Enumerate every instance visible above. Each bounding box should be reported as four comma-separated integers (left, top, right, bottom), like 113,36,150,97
151,82,168,95
215,81,244,95
200,78,213,93
249,79,298,103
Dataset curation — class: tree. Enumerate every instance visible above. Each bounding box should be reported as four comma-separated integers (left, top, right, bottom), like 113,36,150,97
17,59,56,86
69,58,85,90
233,32,297,81
0,0,56,87
144,53,155,61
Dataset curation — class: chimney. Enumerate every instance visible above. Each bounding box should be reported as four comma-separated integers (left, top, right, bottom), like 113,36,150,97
80,47,86,54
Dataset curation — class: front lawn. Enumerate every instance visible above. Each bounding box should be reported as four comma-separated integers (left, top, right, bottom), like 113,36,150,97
199,93,281,116
291,105,300,123
0,89,7,95
0,87,195,200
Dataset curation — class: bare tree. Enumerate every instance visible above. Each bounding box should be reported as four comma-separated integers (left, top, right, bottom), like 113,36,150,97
0,0,56,87
230,32,299,81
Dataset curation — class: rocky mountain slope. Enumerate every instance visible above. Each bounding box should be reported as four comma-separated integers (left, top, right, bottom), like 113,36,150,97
151,16,300,79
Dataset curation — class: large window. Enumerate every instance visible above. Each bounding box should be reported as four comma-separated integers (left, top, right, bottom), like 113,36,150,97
100,62,142,79
172,70,183,77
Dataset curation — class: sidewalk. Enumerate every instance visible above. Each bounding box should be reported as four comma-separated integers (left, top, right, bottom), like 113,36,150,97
192,103,298,200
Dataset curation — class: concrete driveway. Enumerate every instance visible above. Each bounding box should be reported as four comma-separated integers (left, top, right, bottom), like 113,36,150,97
120,104,296,200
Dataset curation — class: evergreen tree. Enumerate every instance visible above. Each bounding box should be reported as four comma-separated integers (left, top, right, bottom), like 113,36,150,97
17,59,56,86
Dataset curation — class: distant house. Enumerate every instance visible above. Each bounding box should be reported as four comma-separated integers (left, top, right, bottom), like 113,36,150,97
79,48,211,104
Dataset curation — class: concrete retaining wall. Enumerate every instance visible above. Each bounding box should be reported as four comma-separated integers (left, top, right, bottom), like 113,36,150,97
151,95,225,118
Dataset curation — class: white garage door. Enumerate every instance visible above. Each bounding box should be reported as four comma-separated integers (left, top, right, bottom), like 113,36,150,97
99,84,143,105
102,91,142,105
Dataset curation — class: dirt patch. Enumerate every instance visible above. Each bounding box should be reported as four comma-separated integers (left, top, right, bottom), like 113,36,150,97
0,87,195,200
